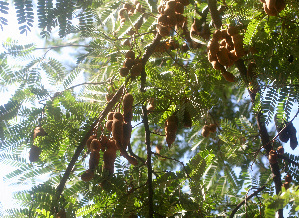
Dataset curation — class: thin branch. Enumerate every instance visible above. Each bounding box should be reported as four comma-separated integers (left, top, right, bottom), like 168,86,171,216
55,85,124,200
229,186,266,218
128,142,146,163
152,152,191,179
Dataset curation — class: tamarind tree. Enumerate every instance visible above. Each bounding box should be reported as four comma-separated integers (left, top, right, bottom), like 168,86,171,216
0,0,299,217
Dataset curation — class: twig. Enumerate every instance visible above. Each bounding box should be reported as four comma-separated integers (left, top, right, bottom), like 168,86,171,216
152,152,191,179
278,154,299,167
207,0,222,29
229,186,266,218
55,85,124,200
128,142,146,163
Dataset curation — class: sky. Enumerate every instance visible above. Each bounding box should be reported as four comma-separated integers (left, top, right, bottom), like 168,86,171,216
0,2,298,217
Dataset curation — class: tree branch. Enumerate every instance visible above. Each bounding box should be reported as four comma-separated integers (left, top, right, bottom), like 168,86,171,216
207,0,222,29
229,186,266,218
55,85,124,200
235,59,283,218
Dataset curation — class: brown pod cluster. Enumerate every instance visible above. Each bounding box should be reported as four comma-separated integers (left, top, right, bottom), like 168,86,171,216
207,26,245,82
201,124,217,137
118,1,145,35
120,50,143,78
81,169,95,182
190,19,210,40
123,93,134,123
262,0,286,16
165,114,178,147
156,0,188,37
268,150,277,164
153,38,179,54
282,173,292,190
29,126,47,162
103,139,118,175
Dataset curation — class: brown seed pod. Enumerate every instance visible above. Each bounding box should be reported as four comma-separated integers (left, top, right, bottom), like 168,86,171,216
123,93,134,114
100,135,109,151
202,125,210,138
86,135,96,150
146,104,155,114
263,3,278,16
183,110,192,128
285,174,292,183
282,182,290,190
175,2,184,14
120,18,126,26
178,0,190,6
29,145,41,162
213,30,222,41
228,50,238,62
113,112,124,122
120,67,130,77
89,151,100,170
123,3,133,10
167,114,178,124
33,126,46,141
217,47,230,67
166,0,176,8
219,39,226,47
211,60,225,71
107,112,114,120
118,8,127,19
90,139,102,152
225,34,234,50
277,146,284,154
103,148,117,175
130,62,143,77
164,6,175,16
221,71,236,82
112,119,123,144
135,3,143,12
124,58,135,70
266,0,276,10
56,209,67,218
220,29,228,39
123,39,131,47
209,124,217,133
268,150,278,164
232,34,245,58
207,39,220,56
106,120,113,132
167,14,177,27
166,121,178,133
125,50,135,60
158,14,168,26
157,24,171,37
124,109,133,123
175,13,185,26
126,155,138,165
81,169,94,182
208,51,217,62
275,0,286,13
166,131,176,147
227,25,239,36
123,123,132,150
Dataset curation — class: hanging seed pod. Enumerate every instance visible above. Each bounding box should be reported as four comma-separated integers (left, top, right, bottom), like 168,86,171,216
268,150,278,164
213,30,222,41
106,120,113,132
277,146,284,154
112,119,123,144
166,0,176,8
86,135,96,150
167,14,177,27
158,4,165,14
156,144,162,154
211,61,225,71
90,139,102,152
123,3,133,10
166,131,176,147
123,93,134,114
158,14,168,26
275,0,286,13
175,2,184,14
178,0,190,6
89,151,100,170
202,125,210,137
113,112,124,122
183,110,192,128
81,170,94,182
286,122,298,150
266,0,276,10
167,114,178,125
103,142,117,175
29,145,41,162
100,135,109,151
217,47,230,67
118,8,127,19
130,62,143,77
124,58,135,70
227,25,239,36
56,209,67,218
33,126,46,141
282,182,290,190
209,124,217,133
208,51,217,62
120,67,130,77
222,71,236,82
232,34,245,57
124,109,133,123
263,3,278,16
176,14,185,26
123,123,132,150
108,112,114,120
207,39,220,57
285,174,292,183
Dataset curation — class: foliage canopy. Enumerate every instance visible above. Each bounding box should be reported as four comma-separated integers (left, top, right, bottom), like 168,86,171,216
0,0,299,217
